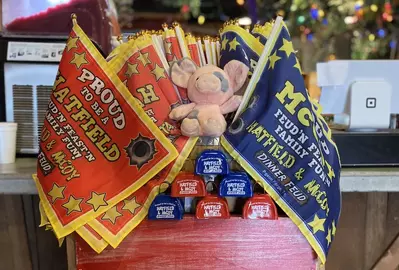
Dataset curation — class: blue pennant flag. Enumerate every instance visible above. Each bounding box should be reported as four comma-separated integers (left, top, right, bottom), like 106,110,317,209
251,22,272,45
219,23,263,76
251,33,267,45
221,17,341,264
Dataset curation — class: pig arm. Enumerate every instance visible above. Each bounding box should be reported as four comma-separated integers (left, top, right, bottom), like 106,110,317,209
220,95,242,114
169,103,197,121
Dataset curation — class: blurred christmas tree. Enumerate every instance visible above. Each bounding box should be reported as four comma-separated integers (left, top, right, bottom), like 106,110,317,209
279,0,399,60
158,0,202,19
115,0,399,63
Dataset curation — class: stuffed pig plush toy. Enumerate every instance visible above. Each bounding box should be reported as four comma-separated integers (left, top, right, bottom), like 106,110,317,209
169,58,249,137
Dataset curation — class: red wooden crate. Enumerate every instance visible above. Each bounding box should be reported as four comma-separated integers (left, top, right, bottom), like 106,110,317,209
75,216,319,270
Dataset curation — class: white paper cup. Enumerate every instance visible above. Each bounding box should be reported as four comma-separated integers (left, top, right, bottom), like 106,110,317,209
0,122,18,164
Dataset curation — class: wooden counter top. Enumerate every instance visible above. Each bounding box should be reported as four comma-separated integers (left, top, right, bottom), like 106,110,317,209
0,158,38,194
1,158,399,194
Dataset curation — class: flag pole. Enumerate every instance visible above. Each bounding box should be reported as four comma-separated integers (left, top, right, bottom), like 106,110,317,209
233,16,284,122
210,38,217,66
71,13,77,25
196,37,206,66
215,37,221,67
203,36,212,65
172,22,190,58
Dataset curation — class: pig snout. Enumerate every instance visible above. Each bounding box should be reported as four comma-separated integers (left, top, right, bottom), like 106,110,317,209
195,74,221,93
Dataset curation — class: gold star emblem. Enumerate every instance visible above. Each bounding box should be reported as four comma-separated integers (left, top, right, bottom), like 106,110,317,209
47,183,65,203
122,197,141,215
151,64,166,81
125,63,139,78
332,220,336,236
279,38,295,58
86,192,108,211
137,52,151,67
221,36,228,50
294,57,302,74
229,38,240,51
326,161,335,181
101,206,122,225
70,52,88,69
308,214,326,234
326,228,332,246
66,37,79,52
165,41,172,54
62,195,83,215
268,50,281,70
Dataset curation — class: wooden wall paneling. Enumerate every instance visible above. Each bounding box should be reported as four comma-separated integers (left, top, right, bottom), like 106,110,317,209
67,235,76,270
0,195,17,270
372,192,399,270
364,192,388,270
31,195,68,270
372,232,399,270
388,192,399,270
0,195,32,270
385,193,399,252
22,195,40,270
326,192,368,270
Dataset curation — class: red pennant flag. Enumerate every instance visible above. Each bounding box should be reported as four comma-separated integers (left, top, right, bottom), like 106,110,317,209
76,225,109,253
106,41,129,62
83,34,197,248
163,28,183,64
186,34,201,67
163,28,189,103
33,17,178,239
40,197,108,252
86,177,162,248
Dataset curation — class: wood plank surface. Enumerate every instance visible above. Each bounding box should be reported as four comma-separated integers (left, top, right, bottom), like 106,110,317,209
385,193,399,252
31,196,68,270
75,216,317,270
0,195,32,270
22,195,40,270
372,233,399,270
326,192,367,270
67,235,76,270
364,193,388,270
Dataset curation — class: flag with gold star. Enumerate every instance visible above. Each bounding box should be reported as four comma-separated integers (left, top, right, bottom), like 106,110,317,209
219,22,264,76
75,225,109,253
162,27,189,103
33,17,178,240
82,33,197,248
186,34,201,67
163,28,183,65
84,176,164,248
221,17,341,264
39,195,109,252
106,41,129,62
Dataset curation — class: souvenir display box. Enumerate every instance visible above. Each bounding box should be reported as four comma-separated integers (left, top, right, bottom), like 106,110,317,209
71,142,321,270
29,13,335,270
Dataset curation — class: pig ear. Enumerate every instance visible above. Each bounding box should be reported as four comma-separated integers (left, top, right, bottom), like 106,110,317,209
170,58,198,88
224,60,249,92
